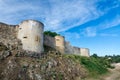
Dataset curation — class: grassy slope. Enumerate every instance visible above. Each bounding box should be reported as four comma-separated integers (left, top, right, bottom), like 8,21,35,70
0,42,110,80
64,54,108,79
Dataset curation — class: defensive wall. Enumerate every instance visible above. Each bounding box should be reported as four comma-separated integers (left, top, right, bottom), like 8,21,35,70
0,20,90,57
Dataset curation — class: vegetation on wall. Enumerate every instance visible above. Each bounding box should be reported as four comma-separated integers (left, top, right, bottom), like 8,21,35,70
44,31,60,37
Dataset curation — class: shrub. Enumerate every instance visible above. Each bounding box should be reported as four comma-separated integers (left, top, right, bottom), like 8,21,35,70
44,31,60,37
63,54,108,78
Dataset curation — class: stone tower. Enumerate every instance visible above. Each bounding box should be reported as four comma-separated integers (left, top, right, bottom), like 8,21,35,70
17,20,44,53
80,48,90,57
55,36,65,53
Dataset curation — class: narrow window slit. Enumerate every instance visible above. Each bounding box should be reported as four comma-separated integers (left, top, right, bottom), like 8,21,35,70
23,36,27,38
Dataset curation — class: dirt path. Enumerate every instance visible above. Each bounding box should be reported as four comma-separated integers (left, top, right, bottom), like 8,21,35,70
103,63,120,80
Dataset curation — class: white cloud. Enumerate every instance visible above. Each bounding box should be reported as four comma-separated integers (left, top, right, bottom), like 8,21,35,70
100,33,118,37
82,27,97,37
98,15,120,29
80,15,120,37
0,0,48,24
44,0,102,32
0,0,119,32
0,0,101,30
61,32,81,41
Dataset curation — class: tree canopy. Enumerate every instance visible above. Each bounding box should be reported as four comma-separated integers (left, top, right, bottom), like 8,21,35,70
44,31,60,37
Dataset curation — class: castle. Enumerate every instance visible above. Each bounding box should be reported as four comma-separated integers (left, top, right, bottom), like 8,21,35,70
0,20,90,57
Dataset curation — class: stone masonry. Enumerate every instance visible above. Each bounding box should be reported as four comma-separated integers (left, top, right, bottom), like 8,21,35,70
0,20,90,57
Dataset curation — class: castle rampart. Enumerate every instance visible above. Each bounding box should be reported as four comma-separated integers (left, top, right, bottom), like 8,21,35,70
0,20,90,57
80,48,90,57
44,35,55,49
17,20,44,53
55,36,65,54
0,23,20,47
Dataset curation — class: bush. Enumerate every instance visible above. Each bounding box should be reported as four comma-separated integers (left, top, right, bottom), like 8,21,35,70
64,54,108,77
44,31,60,37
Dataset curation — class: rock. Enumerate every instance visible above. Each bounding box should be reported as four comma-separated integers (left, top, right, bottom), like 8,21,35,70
3,51,11,58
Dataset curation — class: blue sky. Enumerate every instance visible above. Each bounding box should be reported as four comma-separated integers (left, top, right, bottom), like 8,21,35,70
0,0,120,56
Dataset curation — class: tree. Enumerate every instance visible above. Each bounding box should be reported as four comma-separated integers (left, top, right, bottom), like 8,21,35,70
91,53,98,58
44,31,60,37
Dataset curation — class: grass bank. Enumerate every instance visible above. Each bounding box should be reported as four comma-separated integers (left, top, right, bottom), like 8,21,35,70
64,54,109,79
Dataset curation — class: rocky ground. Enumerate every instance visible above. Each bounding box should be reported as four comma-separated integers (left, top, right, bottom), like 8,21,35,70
0,42,87,80
1,41,119,80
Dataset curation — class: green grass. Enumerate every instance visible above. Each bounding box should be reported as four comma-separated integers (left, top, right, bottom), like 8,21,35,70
64,54,108,78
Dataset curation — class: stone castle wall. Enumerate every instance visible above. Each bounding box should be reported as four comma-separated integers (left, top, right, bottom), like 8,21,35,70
55,36,65,54
0,23,21,48
65,41,74,54
44,35,55,49
44,35,66,54
73,47,81,55
44,36,90,57
17,20,44,53
80,48,90,57
0,20,90,57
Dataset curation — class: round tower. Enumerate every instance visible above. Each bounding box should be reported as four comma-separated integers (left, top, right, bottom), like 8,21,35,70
17,20,44,53
55,36,65,53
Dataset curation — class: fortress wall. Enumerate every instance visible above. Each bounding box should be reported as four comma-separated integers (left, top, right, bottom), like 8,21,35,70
0,23,20,47
0,20,90,57
65,41,74,54
55,36,65,54
17,20,44,53
44,35,55,48
80,48,90,57
65,41,89,57
65,42,81,55
73,47,81,55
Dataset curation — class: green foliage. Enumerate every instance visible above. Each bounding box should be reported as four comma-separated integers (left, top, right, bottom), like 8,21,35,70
91,53,98,58
92,54,120,64
64,54,108,78
44,31,60,37
91,54,112,69
80,57,108,75
105,55,120,63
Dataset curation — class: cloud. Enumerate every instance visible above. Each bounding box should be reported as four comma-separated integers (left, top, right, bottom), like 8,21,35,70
0,0,49,24
96,0,120,12
61,32,81,41
0,0,101,30
80,15,120,37
0,0,119,32
100,33,118,37
44,0,102,32
81,27,97,37
98,15,120,29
